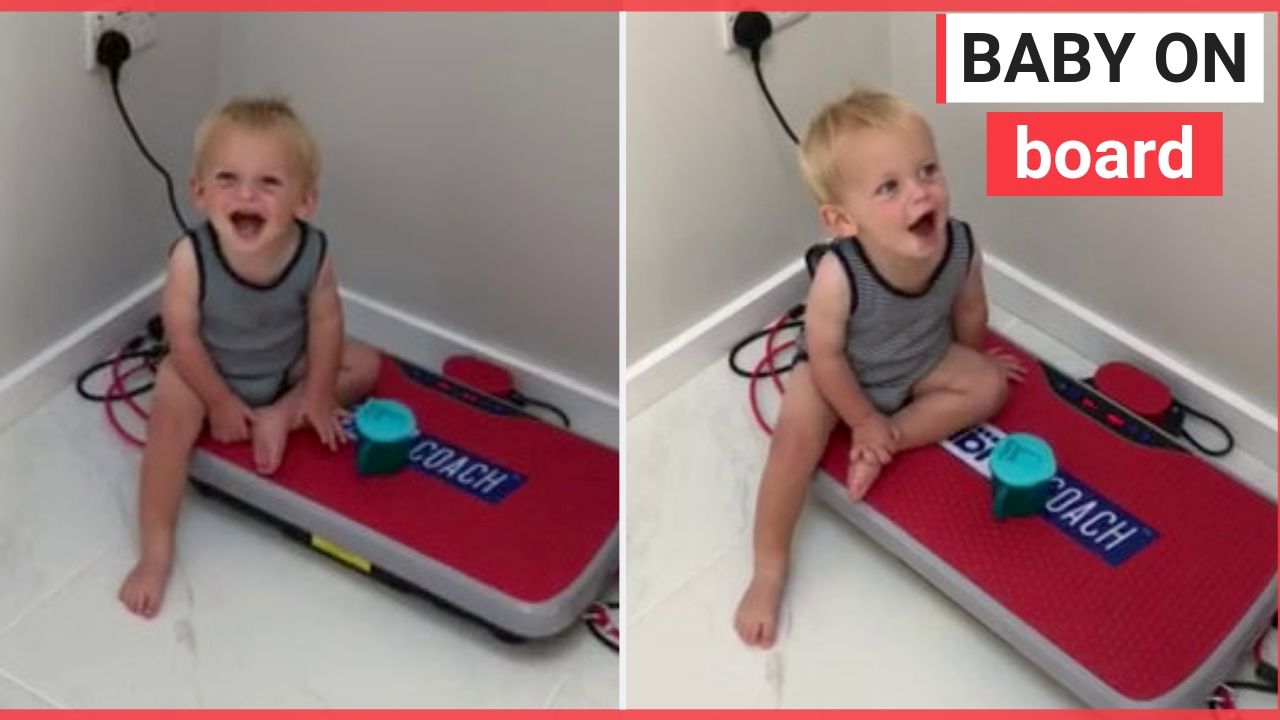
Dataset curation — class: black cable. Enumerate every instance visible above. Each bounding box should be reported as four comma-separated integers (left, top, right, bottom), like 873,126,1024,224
1225,680,1277,694
103,38,192,239
1176,401,1235,457
728,303,807,379
509,392,571,429
731,12,799,147
76,347,164,402
751,56,799,146
729,320,804,379
1256,661,1277,686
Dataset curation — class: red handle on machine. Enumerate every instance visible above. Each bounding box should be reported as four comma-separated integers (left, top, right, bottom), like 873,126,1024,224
1092,361,1233,457
1093,362,1175,425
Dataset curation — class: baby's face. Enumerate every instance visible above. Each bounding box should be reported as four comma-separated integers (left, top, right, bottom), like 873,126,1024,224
822,118,949,260
191,126,315,254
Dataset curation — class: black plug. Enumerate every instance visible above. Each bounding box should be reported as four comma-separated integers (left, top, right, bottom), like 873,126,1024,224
146,314,165,343
1256,661,1277,688
95,29,131,85
732,11,773,63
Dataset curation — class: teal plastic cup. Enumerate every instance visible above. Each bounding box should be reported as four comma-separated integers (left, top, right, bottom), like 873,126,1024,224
990,433,1056,519
353,399,418,476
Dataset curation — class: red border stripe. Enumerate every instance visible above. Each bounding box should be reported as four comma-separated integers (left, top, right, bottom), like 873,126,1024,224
935,13,946,104
5,1,1280,8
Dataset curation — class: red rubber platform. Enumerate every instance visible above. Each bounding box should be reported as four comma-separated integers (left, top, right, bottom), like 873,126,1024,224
815,335,1276,706
192,353,618,632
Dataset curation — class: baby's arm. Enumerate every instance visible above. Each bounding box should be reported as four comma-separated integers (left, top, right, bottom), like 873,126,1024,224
297,255,345,447
163,238,254,442
806,253,898,463
950,242,989,349
950,239,1025,381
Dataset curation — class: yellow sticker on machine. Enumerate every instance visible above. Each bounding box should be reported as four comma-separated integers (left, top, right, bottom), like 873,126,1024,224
310,535,372,573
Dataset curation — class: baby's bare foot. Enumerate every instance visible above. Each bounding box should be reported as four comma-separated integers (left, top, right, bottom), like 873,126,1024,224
118,551,172,619
846,455,883,501
251,405,291,475
734,571,786,648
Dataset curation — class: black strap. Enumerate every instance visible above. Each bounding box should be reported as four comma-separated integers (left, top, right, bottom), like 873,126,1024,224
186,230,207,304
1175,401,1235,457
954,219,975,272
803,243,828,278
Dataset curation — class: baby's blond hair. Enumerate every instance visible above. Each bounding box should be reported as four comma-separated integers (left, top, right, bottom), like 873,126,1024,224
193,96,320,190
799,88,926,205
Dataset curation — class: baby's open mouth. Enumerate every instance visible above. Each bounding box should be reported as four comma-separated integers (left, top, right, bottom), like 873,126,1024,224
909,210,937,238
230,211,266,238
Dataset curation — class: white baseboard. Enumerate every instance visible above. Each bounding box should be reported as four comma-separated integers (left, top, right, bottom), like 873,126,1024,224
0,274,164,437
626,258,808,417
0,276,617,449
626,252,1277,467
340,289,618,448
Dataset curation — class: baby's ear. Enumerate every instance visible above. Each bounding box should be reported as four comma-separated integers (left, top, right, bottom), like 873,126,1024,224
818,204,858,238
294,184,318,219
188,176,207,208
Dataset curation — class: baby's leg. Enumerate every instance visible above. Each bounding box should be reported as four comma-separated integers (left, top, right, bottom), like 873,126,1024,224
734,363,838,649
118,359,207,618
892,343,1008,450
251,340,382,474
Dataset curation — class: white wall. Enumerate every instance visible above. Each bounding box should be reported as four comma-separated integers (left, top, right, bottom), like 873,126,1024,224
0,13,219,377
216,13,619,395
889,13,1277,413
628,11,1277,416
627,12,892,362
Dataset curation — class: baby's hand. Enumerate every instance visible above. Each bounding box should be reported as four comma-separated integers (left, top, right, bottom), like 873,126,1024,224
851,412,900,465
986,347,1027,383
297,393,349,452
209,395,254,444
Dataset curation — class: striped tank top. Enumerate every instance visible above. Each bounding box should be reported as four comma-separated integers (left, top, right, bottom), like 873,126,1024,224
801,217,974,413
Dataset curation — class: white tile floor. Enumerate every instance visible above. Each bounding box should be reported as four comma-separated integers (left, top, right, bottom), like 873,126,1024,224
626,306,1277,709
0,384,618,708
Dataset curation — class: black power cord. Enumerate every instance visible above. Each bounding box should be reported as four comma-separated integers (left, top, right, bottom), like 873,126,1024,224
1176,401,1235,457
76,317,168,402
96,29,193,239
509,391,571,429
729,320,803,379
728,303,806,379
733,12,799,146
75,347,164,402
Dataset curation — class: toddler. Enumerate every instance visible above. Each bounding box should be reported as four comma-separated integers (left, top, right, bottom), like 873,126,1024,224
118,97,381,618
734,88,1023,648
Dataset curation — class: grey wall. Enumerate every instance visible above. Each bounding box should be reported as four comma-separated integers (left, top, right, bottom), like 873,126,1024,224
0,13,218,377
627,12,1277,414
216,13,619,394
889,12,1277,412
626,12,892,362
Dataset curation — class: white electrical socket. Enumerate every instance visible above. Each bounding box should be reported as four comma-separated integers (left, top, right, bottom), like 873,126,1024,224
719,12,809,53
84,12,157,71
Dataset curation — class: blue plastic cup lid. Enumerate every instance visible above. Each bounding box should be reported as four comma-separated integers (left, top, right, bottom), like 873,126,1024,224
990,433,1056,487
354,399,418,444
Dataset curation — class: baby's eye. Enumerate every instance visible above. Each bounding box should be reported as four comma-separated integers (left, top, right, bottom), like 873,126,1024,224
875,179,898,196
214,172,237,187
919,162,940,180
260,176,282,189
